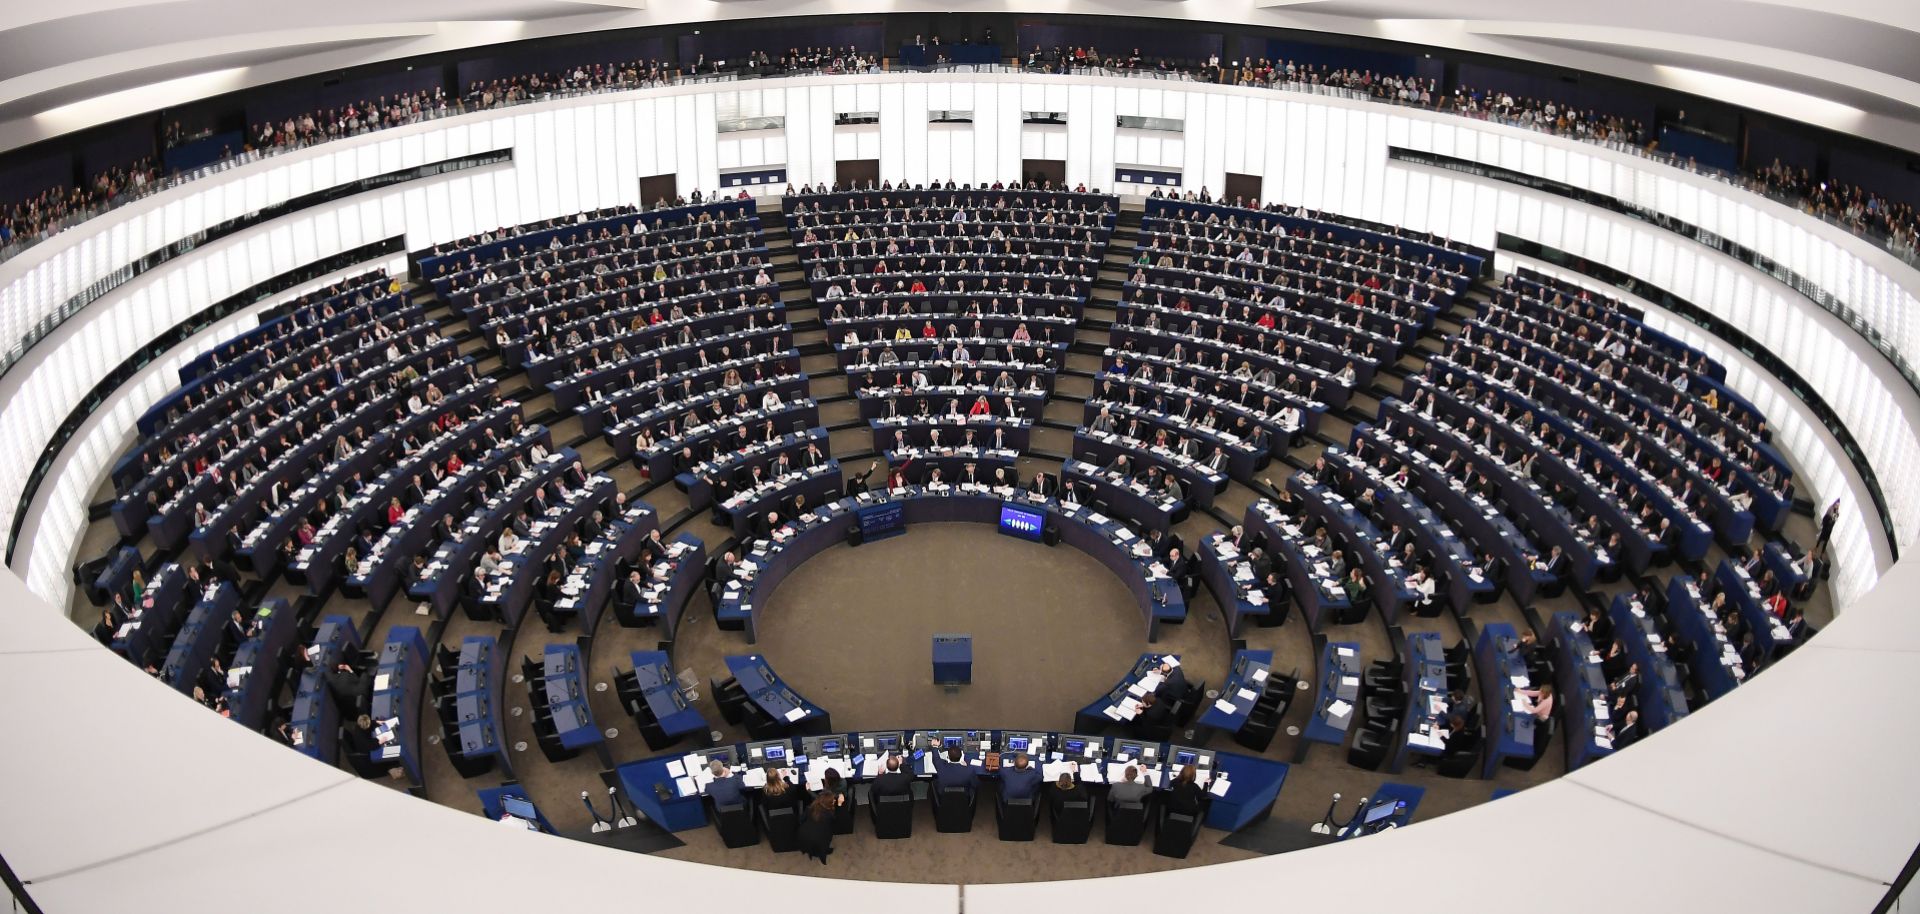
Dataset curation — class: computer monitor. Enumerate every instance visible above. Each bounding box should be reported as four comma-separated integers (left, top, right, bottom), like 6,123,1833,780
1174,750,1198,767
764,744,786,761
1115,741,1144,758
1007,736,1029,752
997,502,1045,541
500,796,539,820
1061,737,1087,756
875,734,900,750
1364,800,1401,825
819,737,841,755
942,735,962,749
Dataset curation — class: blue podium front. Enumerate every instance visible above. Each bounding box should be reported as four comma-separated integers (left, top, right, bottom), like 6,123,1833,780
933,634,972,685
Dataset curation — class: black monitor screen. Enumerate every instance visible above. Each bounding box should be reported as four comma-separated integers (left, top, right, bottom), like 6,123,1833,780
820,739,840,754
998,502,1045,541
1063,738,1086,754
877,736,899,749
1008,736,1029,752
501,796,538,820
765,745,786,760
1175,750,1198,766
942,735,962,748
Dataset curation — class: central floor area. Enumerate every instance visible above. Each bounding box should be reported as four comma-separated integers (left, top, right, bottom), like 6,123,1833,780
672,523,1232,734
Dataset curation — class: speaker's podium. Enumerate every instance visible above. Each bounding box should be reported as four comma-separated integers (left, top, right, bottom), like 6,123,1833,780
933,634,972,689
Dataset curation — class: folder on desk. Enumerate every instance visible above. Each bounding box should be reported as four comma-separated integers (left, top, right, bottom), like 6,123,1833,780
666,760,687,777
1102,705,1124,721
1208,777,1232,798
1326,699,1352,719
674,777,697,797
1236,688,1258,701
1212,698,1237,714
783,707,807,722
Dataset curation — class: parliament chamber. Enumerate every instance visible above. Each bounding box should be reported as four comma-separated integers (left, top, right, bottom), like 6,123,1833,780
0,4,1917,912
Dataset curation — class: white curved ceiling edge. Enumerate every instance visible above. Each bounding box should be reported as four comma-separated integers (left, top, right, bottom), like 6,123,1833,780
2,0,1919,154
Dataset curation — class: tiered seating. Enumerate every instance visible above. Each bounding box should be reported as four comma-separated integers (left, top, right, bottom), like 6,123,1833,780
112,273,417,541
1478,271,1792,535
794,186,1114,477
287,615,365,763
404,446,587,620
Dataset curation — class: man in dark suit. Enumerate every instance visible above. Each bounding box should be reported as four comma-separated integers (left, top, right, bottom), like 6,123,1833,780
932,747,975,794
871,755,914,797
1155,660,1188,701
1134,692,1173,734
1166,547,1197,599
998,753,1043,801
703,760,746,806
614,570,644,614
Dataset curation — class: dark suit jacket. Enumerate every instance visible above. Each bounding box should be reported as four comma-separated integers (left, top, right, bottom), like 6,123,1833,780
932,756,975,792
999,765,1043,801
871,770,914,797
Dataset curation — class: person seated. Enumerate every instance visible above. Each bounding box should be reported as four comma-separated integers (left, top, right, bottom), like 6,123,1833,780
932,746,975,795
1048,771,1083,818
1162,764,1206,816
870,754,913,797
1107,764,1151,807
703,759,746,806
999,752,1043,801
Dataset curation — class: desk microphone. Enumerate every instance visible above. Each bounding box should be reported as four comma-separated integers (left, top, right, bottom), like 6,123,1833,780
1310,791,1341,835
581,790,612,833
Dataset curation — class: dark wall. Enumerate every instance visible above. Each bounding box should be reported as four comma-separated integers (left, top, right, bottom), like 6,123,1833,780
0,151,71,203
456,35,671,87
245,67,446,127
1015,19,1222,61
679,22,882,62
1830,148,1920,208
1455,62,1655,128
1747,121,1823,172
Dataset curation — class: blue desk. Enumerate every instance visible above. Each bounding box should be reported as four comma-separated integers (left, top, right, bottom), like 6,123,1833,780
617,726,1289,836
1663,575,1744,699
159,582,239,694
111,563,193,668
717,488,1183,644
1763,542,1810,604
1322,445,1492,612
450,635,514,779
226,598,299,730
1473,623,1537,777
539,643,602,751
1197,533,1273,637
1195,650,1275,743
476,785,556,833
726,654,832,735
1386,633,1449,773
1301,640,1362,748
1551,612,1614,771
89,546,142,608
1075,652,1176,734
370,626,429,786
289,615,362,762
932,635,972,685
1713,559,1796,661
627,650,708,743
1245,500,1353,631
1607,593,1690,731
1290,474,1422,624
548,501,656,634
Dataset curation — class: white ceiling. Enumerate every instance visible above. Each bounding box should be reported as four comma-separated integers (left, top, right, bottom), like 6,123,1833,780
1,0,1917,153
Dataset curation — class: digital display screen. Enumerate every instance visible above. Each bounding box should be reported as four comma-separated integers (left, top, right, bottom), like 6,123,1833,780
998,502,1045,541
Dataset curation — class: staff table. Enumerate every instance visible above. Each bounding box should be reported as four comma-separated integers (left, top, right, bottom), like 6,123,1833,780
615,726,1287,835
451,635,514,779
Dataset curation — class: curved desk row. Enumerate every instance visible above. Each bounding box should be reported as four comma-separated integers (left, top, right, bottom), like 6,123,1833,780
715,487,1186,643
617,727,1286,836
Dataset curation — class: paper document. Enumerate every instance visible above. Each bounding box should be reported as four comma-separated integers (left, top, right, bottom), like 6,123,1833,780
673,777,696,797
1208,778,1232,798
783,707,808,722
1326,699,1352,719
665,760,686,778
741,768,769,788
1236,688,1258,701
1213,698,1238,714
373,673,391,692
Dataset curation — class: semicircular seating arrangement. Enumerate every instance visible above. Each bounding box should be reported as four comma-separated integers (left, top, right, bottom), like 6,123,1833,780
70,172,1826,877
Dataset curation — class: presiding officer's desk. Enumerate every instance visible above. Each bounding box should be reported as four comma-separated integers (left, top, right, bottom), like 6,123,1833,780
1473,623,1537,777
617,727,1287,835
716,486,1184,644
